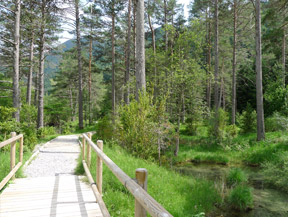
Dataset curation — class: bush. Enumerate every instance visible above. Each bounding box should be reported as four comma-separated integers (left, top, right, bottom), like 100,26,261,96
238,103,256,134
37,126,56,138
226,168,248,187
228,185,253,210
95,115,113,141
265,112,288,132
60,120,73,134
225,125,240,139
116,92,174,159
208,108,228,140
262,152,288,192
21,123,37,150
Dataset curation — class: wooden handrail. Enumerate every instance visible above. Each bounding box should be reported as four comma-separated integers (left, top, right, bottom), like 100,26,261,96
0,132,24,190
82,133,173,217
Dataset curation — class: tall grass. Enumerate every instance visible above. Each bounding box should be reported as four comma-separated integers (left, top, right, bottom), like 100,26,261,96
75,140,221,217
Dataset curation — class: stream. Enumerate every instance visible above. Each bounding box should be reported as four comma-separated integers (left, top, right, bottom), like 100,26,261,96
174,163,288,217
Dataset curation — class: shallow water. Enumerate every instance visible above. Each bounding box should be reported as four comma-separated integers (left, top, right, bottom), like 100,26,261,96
174,163,288,217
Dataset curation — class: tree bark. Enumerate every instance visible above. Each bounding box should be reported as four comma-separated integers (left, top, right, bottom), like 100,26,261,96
214,0,219,110
164,0,168,52
148,12,157,97
26,31,34,105
124,0,132,105
282,28,286,87
75,0,83,129
13,0,21,122
111,7,116,122
255,0,265,141
206,6,211,109
232,0,237,124
135,0,146,99
37,0,45,129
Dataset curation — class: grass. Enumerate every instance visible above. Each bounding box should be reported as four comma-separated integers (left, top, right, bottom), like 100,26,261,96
228,185,253,211
226,168,248,187
75,138,221,217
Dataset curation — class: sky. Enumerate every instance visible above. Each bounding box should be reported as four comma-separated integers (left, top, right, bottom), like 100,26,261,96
58,0,192,44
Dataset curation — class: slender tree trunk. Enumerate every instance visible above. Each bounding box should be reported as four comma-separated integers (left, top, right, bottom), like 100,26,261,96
75,0,83,129
133,0,136,77
37,0,46,129
214,0,219,110
174,108,180,157
13,0,21,122
255,0,265,141
112,9,116,122
34,66,38,106
207,5,211,109
135,0,146,99
164,0,168,52
88,35,92,124
282,28,286,87
148,12,157,96
26,31,34,105
232,0,237,124
124,0,132,105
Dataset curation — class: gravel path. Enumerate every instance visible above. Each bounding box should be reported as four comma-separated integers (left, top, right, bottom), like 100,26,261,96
24,135,81,177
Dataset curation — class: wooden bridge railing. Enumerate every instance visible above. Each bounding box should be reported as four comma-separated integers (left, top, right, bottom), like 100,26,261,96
0,132,24,190
81,133,173,217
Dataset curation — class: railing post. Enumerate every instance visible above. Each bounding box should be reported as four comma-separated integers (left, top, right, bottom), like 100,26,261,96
10,132,16,180
87,132,92,168
135,168,148,217
96,140,103,195
82,135,86,161
19,135,23,163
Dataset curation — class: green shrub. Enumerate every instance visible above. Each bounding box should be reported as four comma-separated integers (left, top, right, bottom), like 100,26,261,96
95,115,113,141
225,125,240,139
208,108,228,140
265,112,288,132
60,120,73,134
226,168,248,187
21,123,37,150
262,152,288,192
228,185,253,210
37,126,56,138
238,103,256,134
116,92,173,159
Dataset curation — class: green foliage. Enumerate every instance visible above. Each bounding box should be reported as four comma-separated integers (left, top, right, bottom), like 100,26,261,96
208,108,228,140
262,152,288,192
76,141,221,216
192,153,229,165
265,112,288,132
95,115,113,141
37,127,56,139
238,103,257,134
226,168,248,187
116,92,174,159
228,185,253,211
225,125,240,139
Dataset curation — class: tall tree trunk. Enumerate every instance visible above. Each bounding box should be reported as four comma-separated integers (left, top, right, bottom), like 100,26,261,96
124,0,132,105
207,5,211,109
232,0,237,124
34,65,38,106
282,28,286,87
88,38,92,124
111,9,116,123
133,0,136,78
164,0,168,52
135,0,146,99
148,12,157,97
75,0,83,129
255,0,265,141
37,0,45,129
214,0,219,110
26,31,34,105
13,0,21,122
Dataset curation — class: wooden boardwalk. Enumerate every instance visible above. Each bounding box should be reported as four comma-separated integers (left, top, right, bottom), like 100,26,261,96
0,175,103,217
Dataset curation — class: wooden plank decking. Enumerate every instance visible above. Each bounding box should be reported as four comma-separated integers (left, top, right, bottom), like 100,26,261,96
0,175,103,217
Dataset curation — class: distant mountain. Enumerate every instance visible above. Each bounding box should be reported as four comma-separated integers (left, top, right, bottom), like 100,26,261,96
44,39,76,91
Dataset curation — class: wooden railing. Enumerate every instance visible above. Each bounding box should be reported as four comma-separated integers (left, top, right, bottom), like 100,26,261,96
81,133,173,217
0,132,24,190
